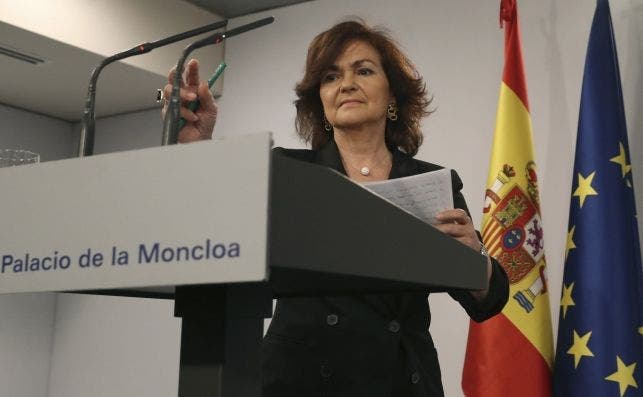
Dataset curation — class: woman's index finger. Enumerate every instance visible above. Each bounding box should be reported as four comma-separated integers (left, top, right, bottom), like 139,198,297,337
185,59,201,86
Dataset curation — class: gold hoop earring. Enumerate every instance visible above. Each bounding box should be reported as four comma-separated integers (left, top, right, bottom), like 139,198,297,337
386,103,398,121
323,115,332,132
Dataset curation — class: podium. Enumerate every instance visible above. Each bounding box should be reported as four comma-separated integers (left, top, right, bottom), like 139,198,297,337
0,133,486,396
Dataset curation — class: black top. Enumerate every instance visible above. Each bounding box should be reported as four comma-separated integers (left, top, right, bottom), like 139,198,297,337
262,141,509,397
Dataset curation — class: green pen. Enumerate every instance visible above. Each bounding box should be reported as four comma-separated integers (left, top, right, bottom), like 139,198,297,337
179,61,227,129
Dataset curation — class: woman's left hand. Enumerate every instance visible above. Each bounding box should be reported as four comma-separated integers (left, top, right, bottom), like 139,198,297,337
434,208,492,301
434,208,480,251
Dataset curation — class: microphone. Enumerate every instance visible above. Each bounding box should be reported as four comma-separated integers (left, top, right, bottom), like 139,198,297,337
77,19,229,157
162,16,275,146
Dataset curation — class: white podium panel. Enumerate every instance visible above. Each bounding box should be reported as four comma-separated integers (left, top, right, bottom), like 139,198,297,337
0,133,272,294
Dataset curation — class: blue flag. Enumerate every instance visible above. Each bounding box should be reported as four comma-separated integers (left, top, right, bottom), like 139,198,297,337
552,1,643,396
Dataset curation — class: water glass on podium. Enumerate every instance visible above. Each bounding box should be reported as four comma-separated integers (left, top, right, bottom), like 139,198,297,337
0,149,40,167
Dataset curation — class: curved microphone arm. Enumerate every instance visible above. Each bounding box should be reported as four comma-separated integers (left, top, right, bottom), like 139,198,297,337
162,16,275,146
77,19,229,157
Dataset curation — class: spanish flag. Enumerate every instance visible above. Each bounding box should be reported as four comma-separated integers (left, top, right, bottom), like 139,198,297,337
462,1,553,395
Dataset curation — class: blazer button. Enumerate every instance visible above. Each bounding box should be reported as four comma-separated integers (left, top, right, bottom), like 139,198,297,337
388,320,400,333
326,314,339,326
320,365,333,378
410,371,420,384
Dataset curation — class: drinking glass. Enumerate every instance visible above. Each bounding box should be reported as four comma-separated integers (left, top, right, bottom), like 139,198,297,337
0,149,40,168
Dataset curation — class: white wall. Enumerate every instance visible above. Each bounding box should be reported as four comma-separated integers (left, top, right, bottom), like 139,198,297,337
0,103,75,160
67,107,162,155
0,293,57,397
47,294,181,397
92,108,163,154
216,0,643,395
0,103,73,397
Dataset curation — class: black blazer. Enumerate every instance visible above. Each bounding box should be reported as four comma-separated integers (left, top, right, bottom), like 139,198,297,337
263,141,509,397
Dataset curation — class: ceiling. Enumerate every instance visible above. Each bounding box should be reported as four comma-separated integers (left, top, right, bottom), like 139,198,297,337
0,22,165,122
184,0,315,18
0,1,313,123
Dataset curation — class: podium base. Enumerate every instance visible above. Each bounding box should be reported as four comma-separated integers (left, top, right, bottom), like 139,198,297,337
174,283,272,397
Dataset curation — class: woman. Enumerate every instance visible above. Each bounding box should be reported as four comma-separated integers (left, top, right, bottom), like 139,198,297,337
162,19,509,397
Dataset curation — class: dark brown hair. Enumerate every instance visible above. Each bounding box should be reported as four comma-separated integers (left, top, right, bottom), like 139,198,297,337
294,19,431,156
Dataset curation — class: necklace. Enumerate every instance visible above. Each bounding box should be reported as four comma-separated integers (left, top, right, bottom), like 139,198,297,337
341,151,392,177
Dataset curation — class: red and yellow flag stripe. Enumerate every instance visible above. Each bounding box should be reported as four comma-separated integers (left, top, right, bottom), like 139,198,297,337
462,1,553,396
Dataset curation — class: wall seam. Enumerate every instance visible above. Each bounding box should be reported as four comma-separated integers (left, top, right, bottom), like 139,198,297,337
44,293,60,397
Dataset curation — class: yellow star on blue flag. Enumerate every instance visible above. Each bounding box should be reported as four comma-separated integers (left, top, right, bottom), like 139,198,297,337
610,142,631,179
573,171,598,208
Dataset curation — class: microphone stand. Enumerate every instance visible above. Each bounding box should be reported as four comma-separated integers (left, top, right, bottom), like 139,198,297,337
162,16,275,146
77,19,229,157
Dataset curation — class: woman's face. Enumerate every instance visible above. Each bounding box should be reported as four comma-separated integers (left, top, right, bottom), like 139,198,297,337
319,40,394,131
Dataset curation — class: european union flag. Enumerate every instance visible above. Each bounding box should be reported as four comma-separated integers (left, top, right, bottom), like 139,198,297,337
553,1,643,396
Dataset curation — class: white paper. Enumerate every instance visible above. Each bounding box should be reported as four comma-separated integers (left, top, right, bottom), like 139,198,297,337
362,168,453,224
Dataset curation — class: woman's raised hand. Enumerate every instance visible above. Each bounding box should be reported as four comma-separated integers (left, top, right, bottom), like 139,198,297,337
161,59,218,143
